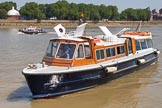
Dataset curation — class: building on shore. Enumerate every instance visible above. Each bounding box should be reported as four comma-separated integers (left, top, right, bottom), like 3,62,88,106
151,8,162,20
7,6,20,20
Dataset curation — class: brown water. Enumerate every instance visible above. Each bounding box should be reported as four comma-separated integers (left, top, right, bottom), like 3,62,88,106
0,26,162,108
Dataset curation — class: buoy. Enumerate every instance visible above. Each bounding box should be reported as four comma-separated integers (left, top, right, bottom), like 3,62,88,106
105,67,117,73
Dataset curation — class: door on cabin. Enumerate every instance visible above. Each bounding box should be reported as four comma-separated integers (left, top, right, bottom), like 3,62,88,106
128,39,133,54
73,43,93,66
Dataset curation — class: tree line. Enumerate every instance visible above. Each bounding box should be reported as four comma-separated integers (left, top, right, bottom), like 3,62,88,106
0,0,151,21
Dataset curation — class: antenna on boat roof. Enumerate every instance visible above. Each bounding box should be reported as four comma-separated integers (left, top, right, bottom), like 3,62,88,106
135,21,142,32
74,23,87,37
54,24,66,37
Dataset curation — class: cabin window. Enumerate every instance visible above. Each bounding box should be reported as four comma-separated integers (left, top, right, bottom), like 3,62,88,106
128,39,133,54
117,46,125,54
76,44,84,59
84,44,91,58
96,49,104,60
136,40,141,51
140,39,147,49
106,47,115,57
147,39,152,48
56,43,76,59
46,41,59,57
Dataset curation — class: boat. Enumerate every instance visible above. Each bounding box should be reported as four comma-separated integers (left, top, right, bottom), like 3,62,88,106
18,26,47,34
22,23,160,98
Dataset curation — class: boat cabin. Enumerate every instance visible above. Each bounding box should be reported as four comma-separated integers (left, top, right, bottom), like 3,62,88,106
43,25,153,67
121,31,153,54
43,36,128,67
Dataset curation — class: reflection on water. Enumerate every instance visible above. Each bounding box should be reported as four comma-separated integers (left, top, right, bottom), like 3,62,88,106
0,26,162,108
7,85,32,102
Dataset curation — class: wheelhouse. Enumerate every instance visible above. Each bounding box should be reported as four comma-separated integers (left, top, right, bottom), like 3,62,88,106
43,37,95,67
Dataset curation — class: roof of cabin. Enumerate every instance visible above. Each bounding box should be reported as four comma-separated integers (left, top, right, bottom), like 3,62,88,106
120,31,152,39
95,38,126,46
121,35,152,39
51,36,87,42
50,36,126,46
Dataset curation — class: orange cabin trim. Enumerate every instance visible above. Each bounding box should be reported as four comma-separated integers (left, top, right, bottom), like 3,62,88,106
72,59,95,66
43,57,73,67
123,32,151,36
125,39,129,55
131,38,136,54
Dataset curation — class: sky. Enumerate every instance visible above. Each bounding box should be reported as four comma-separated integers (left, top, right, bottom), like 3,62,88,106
0,0,162,13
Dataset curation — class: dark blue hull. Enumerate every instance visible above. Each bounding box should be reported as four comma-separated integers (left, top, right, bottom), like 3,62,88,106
23,52,159,98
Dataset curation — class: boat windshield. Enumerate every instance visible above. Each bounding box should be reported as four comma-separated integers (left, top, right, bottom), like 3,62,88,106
56,43,76,59
45,41,59,57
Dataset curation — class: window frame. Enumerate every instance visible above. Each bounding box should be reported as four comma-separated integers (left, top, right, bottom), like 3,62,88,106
105,47,116,58
76,43,85,59
140,39,147,49
96,48,105,61
136,39,142,51
117,45,125,55
146,39,153,48
45,41,59,58
84,43,91,58
56,42,77,60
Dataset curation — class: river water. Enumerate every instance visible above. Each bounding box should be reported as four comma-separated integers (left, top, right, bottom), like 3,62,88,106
0,26,162,108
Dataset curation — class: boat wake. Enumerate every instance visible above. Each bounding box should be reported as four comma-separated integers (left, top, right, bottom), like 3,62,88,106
17,32,24,35
47,32,57,34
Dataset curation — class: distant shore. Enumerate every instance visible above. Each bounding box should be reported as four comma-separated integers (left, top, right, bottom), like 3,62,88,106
0,20,162,28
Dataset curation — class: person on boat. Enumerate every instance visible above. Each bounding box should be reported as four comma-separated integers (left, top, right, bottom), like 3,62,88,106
65,45,75,59
57,44,75,59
